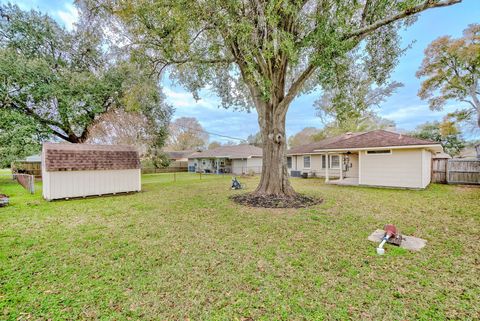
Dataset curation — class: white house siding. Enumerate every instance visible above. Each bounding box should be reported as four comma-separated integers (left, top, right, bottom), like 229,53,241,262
359,149,425,189
232,159,247,174
43,169,141,200
246,157,263,173
188,159,197,172
421,149,432,188
288,154,341,177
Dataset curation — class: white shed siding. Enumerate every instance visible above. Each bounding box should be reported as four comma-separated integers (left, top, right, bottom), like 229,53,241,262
43,169,141,200
359,149,424,188
421,149,432,188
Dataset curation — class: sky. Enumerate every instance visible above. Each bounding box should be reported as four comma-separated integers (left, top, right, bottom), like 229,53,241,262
7,0,480,143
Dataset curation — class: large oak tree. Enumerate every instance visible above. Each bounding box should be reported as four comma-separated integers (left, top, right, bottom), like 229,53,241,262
86,0,461,197
0,4,170,144
417,24,480,129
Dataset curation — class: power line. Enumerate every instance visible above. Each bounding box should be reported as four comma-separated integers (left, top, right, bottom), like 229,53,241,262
172,123,248,142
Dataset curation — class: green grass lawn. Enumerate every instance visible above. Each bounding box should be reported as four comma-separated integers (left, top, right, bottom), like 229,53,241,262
1,171,479,320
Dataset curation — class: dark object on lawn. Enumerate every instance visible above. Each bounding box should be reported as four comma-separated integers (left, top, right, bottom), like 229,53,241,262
376,224,402,255
231,177,244,190
301,172,308,179
0,194,9,207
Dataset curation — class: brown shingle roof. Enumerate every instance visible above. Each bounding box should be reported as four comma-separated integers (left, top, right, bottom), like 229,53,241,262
288,130,438,154
287,132,364,154
165,150,196,160
43,143,140,172
188,144,262,159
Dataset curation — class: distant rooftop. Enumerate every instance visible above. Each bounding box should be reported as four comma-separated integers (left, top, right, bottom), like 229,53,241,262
188,144,262,159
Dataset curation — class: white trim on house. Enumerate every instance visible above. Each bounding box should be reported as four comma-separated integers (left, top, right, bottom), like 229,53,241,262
358,151,362,185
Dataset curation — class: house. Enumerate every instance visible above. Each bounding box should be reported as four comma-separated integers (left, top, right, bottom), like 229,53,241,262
287,130,444,189
164,150,197,171
42,143,141,200
188,144,262,174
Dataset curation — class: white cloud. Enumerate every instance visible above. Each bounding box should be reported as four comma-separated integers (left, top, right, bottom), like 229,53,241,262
56,3,79,31
381,104,457,130
164,87,218,111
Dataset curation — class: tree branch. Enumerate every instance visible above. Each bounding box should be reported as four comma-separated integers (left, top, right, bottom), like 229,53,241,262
279,63,316,112
343,0,462,41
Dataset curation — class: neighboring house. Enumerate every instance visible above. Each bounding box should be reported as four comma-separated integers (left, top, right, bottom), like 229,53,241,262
287,130,444,189
165,150,196,162
188,145,262,174
457,146,480,159
164,150,196,170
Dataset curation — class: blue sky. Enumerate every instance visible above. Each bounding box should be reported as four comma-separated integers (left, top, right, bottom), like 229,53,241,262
8,0,480,142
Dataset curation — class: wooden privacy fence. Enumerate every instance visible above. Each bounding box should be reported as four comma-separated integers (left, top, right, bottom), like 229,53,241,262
432,159,480,185
11,161,42,178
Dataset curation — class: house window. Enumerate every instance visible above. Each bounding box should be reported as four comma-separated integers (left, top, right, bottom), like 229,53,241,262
287,157,292,169
202,160,206,165
330,155,340,169
322,155,326,169
303,156,311,168
366,150,391,155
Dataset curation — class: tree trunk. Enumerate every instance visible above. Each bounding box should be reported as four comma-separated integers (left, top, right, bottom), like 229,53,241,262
254,101,296,197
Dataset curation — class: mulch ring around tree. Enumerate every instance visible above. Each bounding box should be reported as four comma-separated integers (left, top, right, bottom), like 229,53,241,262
230,193,323,208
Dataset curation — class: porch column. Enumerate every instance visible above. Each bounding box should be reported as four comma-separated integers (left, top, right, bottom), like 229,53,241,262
339,154,343,181
216,159,219,174
325,153,329,182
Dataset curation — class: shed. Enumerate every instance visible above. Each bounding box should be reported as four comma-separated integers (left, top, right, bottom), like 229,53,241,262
42,143,141,200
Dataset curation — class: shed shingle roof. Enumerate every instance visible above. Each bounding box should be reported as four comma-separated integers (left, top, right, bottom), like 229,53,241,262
188,144,262,159
288,130,438,155
43,143,140,172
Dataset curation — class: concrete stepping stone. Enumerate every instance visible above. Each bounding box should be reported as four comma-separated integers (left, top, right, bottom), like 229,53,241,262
368,229,427,251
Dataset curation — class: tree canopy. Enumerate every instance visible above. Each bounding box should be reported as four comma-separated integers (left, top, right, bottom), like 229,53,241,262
417,23,480,128
315,54,403,125
411,121,465,156
167,117,209,151
0,109,49,167
288,127,321,148
84,0,461,198
0,4,171,144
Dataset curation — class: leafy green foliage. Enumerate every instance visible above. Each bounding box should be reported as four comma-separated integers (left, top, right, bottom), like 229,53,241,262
411,121,465,156
312,113,396,141
315,54,403,125
0,4,171,145
417,24,480,128
0,109,49,167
